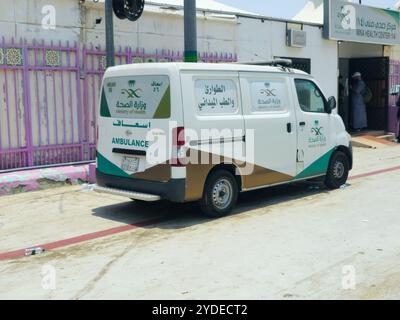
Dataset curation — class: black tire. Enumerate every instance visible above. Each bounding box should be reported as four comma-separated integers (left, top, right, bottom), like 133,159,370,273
325,151,350,189
200,169,239,218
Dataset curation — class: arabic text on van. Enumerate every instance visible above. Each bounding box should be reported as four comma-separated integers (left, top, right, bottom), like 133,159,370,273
198,83,236,111
116,100,147,115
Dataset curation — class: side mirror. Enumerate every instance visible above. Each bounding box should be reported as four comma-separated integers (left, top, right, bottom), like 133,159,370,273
326,96,337,114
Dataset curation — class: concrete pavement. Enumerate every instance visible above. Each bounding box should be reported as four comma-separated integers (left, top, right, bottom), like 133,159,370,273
0,145,399,299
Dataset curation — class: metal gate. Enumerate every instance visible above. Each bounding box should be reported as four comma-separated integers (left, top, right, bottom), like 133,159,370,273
389,60,400,134
0,39,237,171
82,45,131,163
0,38,84,170
349,57,389,131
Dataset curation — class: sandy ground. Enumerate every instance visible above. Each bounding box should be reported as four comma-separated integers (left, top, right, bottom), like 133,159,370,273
0,145,399,300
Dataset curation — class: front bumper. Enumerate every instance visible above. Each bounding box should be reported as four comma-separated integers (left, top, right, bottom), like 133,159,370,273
95,169,186,202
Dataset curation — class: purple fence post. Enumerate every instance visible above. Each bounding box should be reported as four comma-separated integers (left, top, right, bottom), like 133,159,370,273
126,46,132,64
50,40,59,149
2,38,12,152
76,42,85,161
33,41,42,150
82,45,90,160
66,42,75,151
22,40,34,167
59,41,67,147
90,45,97,156
42,39,51,149
11,45,21,151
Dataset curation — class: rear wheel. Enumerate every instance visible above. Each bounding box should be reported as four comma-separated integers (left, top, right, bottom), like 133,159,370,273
200,169,238,218
325,151,350,189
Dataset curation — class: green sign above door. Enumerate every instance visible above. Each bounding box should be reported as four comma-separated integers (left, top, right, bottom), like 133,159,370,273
323,0,400,45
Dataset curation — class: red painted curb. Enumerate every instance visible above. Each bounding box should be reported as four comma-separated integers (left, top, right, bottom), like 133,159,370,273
0,217,165,261
1,164,400,262
348,165,400,180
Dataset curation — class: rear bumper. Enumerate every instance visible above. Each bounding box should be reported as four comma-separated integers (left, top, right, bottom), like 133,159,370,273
96,169,186,202
93,185,161,201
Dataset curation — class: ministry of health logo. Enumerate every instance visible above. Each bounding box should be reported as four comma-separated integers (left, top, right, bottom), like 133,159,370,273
337,4,356,30
311,120,324,136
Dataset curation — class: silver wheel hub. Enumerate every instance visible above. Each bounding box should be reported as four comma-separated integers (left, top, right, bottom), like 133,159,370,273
333,161,345,179
212,178,233,210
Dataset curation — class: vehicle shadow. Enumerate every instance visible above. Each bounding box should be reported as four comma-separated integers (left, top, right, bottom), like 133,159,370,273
92,179,347,230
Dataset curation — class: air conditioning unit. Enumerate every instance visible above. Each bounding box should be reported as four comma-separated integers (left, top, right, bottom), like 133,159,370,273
287,29,307,48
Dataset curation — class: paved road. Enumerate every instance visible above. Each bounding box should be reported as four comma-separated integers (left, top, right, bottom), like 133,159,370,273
0,145,399,299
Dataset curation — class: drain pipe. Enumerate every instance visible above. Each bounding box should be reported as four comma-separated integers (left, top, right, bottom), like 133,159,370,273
184,0,198,62
105,0,115,67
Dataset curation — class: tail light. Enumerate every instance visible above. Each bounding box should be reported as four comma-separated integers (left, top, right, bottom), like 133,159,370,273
172,126,186,167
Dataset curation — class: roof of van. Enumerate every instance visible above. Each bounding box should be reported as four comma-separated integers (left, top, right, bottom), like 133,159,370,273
105,62,310,76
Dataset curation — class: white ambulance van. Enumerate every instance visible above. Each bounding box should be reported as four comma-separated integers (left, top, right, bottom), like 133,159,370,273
94,62,352,217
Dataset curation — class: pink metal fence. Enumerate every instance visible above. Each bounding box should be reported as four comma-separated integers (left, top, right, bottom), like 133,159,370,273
0,38,83,170
0,38,237,171
82,45,131,163
389,60,400,134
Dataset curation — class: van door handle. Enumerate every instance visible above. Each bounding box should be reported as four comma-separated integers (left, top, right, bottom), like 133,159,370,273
299,121,306,126
287,123,292,133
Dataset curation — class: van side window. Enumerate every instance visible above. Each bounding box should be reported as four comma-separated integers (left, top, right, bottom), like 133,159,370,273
195,79,239,115
250,79,287,113
294,79,326,113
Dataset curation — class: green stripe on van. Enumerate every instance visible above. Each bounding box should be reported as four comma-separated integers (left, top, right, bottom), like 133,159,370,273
153,86,171,119
294,148,335,180
100,89,111,118
97,152,131,178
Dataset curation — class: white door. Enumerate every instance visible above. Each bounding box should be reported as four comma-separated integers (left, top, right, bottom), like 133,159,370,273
292,78,335,179
239,72,298,188
97,73,176,179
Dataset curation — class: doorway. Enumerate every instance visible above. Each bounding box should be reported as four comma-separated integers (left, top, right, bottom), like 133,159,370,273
338,57,389,131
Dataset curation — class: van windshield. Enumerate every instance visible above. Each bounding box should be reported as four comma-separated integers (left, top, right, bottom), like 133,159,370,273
100,75,170,119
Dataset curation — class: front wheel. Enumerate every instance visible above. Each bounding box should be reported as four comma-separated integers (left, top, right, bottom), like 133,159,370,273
325,151,350,189
200,170,238,218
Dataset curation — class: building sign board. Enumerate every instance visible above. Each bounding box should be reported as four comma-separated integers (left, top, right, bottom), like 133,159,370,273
323,0,400,45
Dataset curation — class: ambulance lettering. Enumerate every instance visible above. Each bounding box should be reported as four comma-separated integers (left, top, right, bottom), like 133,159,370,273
112,137,149,148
